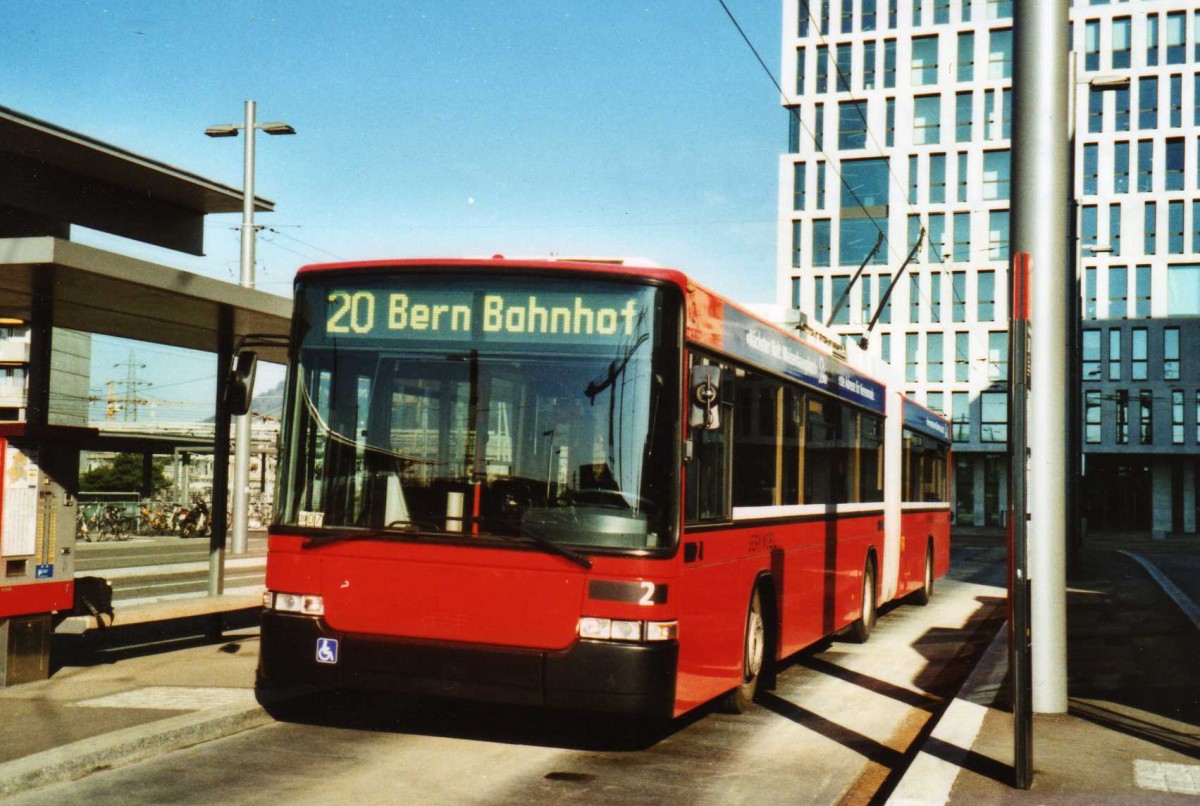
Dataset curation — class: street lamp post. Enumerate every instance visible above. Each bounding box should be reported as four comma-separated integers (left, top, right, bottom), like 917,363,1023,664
206,101,294,557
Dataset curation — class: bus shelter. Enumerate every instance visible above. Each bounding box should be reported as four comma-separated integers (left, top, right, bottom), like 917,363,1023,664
0,105,291,684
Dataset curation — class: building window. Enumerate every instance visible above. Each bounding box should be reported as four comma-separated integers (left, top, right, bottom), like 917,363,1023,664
1084,19,1100,71
906,334,919,383
927,391,944,414
815,103,824,150
879,273,892,323
1083,143,1098,195
1108,329,1121,381
1138,76,1158,130
793,163,806,211
927,332,944,382
952,391,970,442
792,221,803,268
1147,13,1159,67
987,331,1007,383
1114,85,1130,131
957,31,974,81
1108,265,1127,319
928,213,945,265
955,92,973,142
798,1,810,36
983,150,1010,200
955,331,969,382
884,39,896,88
1087,88,1104,134
930,270,942,322
836,44,852,91
796,47,807,95
1166,138,1185,190
1168,200,1184,254
830,276,850,324
957,152,968,201
1113,141,1129,193
988,28,1012,80
1112,16,1131,68
817,45,829,93
934,0,949,25
1167,265,1200,315
1139,390,1153,444
1109,203,1122,257
863,0,877,31
912,35,939,86
861,275,874,323
978,270,996,321
1144,201,1157,255
930,154,946,203
1166,11,1186,65
1116,389,1129,444
987,211,1009,261
1195,202,1200,254
1137,139,1153,192
864,41,877,89
952,272,966,322
839,100,869,149
813,219,831,267
791,276,802,309
886,97,895,146
817,161,827,207
1131,328,1147,381
910,272,922,323
1171,390,1184,445
1164,328,1180,381
1169,75,1182,128
1083,329,1101,381
980,392,1007,443
1085,391,1101,444
815,276,827,322
1134,265,1150,318
914,95,941,145
953,213,969,262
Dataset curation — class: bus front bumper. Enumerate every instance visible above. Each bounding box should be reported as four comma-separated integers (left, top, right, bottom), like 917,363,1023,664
256,611,678,718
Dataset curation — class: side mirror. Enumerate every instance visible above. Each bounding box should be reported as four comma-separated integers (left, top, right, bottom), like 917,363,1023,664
225,351,259,416
688,364,721,430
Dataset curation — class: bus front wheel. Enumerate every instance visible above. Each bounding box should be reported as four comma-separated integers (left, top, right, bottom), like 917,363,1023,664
914,543,934,606
722,587,765,714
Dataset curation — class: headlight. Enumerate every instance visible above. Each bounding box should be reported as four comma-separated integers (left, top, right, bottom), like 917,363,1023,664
579,617,675,643
266,591,324,616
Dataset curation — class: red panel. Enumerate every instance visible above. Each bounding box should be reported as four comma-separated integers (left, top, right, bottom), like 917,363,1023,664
685,285,725,350
0,581,73,618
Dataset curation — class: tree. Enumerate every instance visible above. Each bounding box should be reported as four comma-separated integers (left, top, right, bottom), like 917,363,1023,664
80,454,171,496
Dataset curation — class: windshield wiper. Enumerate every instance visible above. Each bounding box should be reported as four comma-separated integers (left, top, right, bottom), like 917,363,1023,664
480,519,593,569
300,520,442,548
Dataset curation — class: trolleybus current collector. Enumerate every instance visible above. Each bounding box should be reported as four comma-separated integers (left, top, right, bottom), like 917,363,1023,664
257,257,951,719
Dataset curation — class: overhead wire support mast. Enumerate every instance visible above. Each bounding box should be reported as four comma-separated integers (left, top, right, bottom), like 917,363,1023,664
859,227,925,351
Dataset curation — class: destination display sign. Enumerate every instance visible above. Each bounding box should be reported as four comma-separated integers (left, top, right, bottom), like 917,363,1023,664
903,399,952,442
312,284,652,346
721,306,886,414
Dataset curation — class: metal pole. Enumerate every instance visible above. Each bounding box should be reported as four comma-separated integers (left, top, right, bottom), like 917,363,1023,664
1012,0,1070,714
231,100,256,555
210,309,234,596
1009,253,1034,789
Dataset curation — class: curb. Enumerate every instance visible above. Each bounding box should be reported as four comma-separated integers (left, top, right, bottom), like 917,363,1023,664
1117,550,1200,631
886,622,1009,805
0,703,272,798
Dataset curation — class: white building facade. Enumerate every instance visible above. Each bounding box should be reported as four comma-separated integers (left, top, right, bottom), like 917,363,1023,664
777,0,1200,532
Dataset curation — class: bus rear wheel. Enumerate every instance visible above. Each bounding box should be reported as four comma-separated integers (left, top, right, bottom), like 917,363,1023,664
914,543,934,606
722,587,765,714
848,560,876,643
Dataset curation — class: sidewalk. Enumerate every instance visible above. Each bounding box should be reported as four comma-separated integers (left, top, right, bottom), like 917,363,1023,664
891,534,1200,803
0,597,270,798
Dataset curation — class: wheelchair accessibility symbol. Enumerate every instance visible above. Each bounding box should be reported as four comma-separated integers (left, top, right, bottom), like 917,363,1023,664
315,637,339,664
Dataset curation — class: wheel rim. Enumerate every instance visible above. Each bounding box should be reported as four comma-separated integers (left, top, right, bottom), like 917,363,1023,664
925,552,933,592
745,606,765,679
863,572,875,626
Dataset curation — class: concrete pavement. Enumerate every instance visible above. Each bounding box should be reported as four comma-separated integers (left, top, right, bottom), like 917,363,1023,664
889,533,1200,803
2,530,1198,802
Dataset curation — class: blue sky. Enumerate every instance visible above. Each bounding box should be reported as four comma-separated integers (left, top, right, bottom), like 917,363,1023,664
3,1,785,418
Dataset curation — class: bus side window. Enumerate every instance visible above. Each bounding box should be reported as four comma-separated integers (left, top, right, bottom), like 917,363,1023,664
685,358,732,523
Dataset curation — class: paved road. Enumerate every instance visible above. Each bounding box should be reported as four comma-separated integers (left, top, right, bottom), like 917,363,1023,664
12,541,1007,805
75,535,266,604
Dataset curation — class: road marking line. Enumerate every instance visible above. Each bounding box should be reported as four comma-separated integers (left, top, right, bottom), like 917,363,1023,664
885,624,1008,806
1118,551,1200,631
1134,759,1200,795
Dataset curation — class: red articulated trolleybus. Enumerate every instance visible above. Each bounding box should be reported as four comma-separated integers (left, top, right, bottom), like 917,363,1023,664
257,257,951,719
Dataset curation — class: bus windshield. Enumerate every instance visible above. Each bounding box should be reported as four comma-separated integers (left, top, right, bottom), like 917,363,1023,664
276,273,679,552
